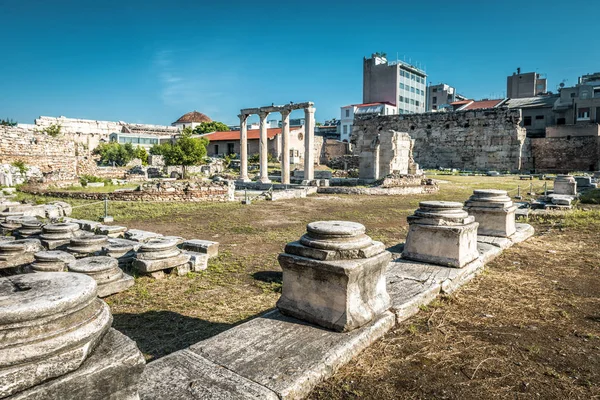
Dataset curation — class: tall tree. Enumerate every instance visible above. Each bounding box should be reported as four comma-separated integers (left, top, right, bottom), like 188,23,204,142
193,121,230,134
150,129,209,177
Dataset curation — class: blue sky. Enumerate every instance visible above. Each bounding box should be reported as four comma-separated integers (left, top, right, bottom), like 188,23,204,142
1,0,596,126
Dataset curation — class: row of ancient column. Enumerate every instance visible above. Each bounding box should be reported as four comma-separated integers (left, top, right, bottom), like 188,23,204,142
238,106,315,184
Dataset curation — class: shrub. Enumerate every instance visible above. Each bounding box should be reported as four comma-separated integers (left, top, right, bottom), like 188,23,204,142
10,160,28,175
44,124,62,137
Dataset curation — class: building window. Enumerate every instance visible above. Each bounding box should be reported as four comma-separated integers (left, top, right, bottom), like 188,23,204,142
535,115,544,120
400,83,404,89
432,105,437,110
416,101,420,107
410,99,415,105
400,70,404,77
432,96,437,104
399,96,404,102
227,143,235,155
432,88,437,93
345,109,349,118
411,75,415,81
343,125,348,135
215,144,219,154
411,87,415,93
405,98,409,104
524,116,532,126
578,107,590,120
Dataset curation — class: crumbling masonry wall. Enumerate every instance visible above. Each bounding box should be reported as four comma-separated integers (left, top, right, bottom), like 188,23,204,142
531,136,600,173
352,109,530,172
353,126,414,179
0,126,98,181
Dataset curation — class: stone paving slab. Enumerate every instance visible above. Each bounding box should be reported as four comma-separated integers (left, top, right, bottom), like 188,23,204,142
9,328,145,400
512,223,535,244
188,310,395,400
139,349,279,400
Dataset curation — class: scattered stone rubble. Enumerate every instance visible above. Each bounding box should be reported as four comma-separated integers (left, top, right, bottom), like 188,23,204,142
133,237,191,278
39,222,82,250
29,250,76,272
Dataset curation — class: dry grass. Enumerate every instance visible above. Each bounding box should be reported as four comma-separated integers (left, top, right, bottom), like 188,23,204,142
310,217,600,399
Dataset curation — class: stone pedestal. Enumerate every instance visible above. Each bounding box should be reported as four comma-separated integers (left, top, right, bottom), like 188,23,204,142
68,256,134,298
277,221,391,332
553,175,577,195
40,222,82,250
102,238,141,268
133,237,191,276
402,201,479,268
67,235,108,258
0,239,45,270
0,272,112,398
464,189,517,237
30,250,76,272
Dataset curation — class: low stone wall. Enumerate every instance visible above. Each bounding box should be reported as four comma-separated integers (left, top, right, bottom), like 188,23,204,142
21,180,235,202
317,184,439,196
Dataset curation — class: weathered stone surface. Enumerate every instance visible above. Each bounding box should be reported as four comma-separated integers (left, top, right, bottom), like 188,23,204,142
64,218,102,232
66,235,108,257
133,237,190,275
464,189,517,237
125,229,163,243
140,349,278,400
553,175,577,195
180,239,219,258
40,222,81,249
277,221,391,332
403,201,479,268
30,250,76,272
510,223,535,244
15,219,43,239
0,272,112,397
96,225,127,238
9,328,145,400
184,251,209,272
102,238,141,267
189,310,395,400
0,239,44,269
68,256,134,297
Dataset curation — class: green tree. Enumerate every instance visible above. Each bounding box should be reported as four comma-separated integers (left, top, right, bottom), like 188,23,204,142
43,124,62,137
93,142,148,166
192,121,230,134
0,118,17,127
149,130,209,178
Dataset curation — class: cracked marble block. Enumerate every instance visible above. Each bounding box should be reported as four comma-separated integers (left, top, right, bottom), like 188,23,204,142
277,221,391,332
68,256,134,298
402,201,479,268
66,235,108,258
0,239,45,270
0,272,112,398
553,175,577,196
30,250,76,272
464,189,517,237
132,237,190,277
40,222,82,250
95,224,127,238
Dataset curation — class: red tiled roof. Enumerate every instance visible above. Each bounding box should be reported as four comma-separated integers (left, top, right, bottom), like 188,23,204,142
203,126,302,142
461,99,504,110
450,100,472,106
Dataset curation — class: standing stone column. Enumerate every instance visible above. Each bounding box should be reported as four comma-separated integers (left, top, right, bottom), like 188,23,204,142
258,110,271,184
280,109,291,184
303,107,315,182
238,113,250,182
464,189,517,237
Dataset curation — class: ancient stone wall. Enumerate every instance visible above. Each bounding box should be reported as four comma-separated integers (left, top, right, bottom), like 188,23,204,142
0,126,98,181
352,108,529,172
531,136,600,173
22,180,235,202
319,139,350,165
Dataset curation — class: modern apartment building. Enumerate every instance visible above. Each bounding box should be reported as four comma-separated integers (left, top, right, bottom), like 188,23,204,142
507,68,547,98
426,83,468,111
363,54,427,114
339,102,398,142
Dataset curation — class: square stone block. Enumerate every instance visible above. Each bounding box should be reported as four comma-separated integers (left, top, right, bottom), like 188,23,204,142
467,207,516,237
180,240,219,258
402,222,479,268
277,249,390,332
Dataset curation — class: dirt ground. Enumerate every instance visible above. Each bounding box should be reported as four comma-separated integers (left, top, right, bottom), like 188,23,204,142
18,175,599,398
310,216,600,399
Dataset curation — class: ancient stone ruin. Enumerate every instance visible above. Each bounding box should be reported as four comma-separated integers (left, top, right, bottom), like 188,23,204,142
133,237,191,278
277,221,391,332
0,272,145,399
403,201,480,268
464,189,517,237
68,256,134,297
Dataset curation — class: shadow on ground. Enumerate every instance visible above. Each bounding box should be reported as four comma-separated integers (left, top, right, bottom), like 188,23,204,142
252,270,282,285
112,311,242,361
